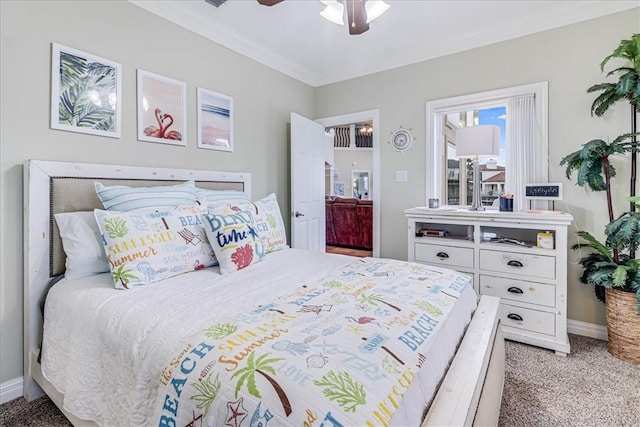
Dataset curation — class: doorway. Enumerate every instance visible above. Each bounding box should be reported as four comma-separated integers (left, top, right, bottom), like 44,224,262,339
316,110,380,258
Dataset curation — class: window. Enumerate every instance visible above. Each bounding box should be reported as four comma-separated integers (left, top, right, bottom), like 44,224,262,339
426,82,548,211
443,107,506,207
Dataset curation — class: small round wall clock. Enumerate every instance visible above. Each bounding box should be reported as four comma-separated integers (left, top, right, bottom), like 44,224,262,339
389,127,414,152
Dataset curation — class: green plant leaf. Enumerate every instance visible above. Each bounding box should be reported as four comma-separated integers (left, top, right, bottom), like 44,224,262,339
104,217,128,238
204,322,238,340
313,370,366,413
612,265,629,288
606,212,640,252
574,231,613,260
591,34,640,115
190,373,221,418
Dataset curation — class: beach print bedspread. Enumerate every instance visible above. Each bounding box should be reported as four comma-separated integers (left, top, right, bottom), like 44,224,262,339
153,258,473,427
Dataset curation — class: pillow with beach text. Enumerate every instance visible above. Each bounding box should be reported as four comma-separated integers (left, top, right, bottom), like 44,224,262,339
203,210,265,274
207,193,287,254
94,204,216,289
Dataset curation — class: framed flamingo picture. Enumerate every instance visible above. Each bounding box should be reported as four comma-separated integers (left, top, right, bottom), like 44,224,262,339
137,69,187,146
197,87,233,152
51,43,122,138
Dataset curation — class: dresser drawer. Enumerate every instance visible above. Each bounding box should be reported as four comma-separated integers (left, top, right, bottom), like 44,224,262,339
500,303,555,336
414,243,474,269
479,250,555,279
480,275,555,307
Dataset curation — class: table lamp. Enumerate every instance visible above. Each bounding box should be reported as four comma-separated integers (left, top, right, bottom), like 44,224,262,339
455,125,500,211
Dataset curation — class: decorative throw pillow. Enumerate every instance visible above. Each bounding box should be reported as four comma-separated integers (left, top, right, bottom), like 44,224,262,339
205,198,255,216
203,210,265,274
253,193,288,253
54,211,110,280
207,193,287,253
95,180,198,211
94,205,216,289
196,188,250,205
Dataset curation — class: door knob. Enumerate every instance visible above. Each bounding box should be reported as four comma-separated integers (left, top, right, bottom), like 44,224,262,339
294,211,305,218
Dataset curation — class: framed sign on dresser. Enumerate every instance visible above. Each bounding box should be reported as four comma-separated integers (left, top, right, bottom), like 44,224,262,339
405,207,573,355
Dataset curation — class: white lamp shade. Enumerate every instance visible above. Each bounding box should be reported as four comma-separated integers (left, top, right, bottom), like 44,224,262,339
366,0,390,23
320,1,345,25
455,125,500,158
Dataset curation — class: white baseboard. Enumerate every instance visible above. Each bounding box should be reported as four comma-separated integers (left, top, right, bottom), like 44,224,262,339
568,319,608,341
0,376,23,405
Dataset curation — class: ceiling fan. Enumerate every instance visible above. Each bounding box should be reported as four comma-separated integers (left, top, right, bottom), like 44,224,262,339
205,0,284,6
204,0,388,35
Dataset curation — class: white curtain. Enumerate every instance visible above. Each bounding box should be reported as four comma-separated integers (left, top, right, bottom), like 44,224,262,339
506,95,545,211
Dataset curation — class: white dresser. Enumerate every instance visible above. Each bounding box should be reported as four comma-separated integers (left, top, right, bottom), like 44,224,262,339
405,207,573,355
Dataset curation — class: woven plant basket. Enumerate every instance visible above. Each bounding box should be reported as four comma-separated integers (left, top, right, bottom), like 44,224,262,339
605,288,640,365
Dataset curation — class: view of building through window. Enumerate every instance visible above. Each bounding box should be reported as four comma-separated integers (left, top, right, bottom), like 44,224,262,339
444,106,506,207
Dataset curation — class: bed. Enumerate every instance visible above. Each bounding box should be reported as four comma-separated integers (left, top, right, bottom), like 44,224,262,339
23,159,504,426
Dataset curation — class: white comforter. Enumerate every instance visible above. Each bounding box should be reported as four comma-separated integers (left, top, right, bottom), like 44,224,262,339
41,249,476,426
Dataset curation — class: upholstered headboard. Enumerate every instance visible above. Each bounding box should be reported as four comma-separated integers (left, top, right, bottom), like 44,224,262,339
23,160,251,400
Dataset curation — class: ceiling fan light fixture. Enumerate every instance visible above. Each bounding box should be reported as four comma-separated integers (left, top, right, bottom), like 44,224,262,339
365,0,390,23
320,0,345,26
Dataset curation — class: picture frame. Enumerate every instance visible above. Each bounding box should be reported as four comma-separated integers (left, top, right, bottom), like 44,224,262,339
197,87,233,152
50,43,122,138
137,69,187,146
334,182,345,197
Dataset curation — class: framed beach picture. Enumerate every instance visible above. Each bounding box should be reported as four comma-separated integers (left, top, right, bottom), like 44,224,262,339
50,43,122,138
137,70,187,146
197,87,233,152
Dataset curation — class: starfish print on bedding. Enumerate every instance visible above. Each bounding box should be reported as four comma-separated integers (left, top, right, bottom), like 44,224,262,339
225,398,248,427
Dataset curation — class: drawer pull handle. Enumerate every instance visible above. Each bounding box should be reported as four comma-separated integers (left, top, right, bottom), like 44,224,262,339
507,286,524,294
507,260,524,268
507,313,523,321
436,251,449,259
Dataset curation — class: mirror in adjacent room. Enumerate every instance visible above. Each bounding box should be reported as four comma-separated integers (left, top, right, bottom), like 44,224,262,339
352,170,370,200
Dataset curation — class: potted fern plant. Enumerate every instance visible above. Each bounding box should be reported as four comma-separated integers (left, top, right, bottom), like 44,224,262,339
560,33,640,365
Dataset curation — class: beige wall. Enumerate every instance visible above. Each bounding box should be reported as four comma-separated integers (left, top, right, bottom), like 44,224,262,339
333,149,374,198
316,9,639,327
1,0,638,387
0,0,315,384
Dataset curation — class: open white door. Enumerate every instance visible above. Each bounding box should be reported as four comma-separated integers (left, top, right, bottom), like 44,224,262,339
290,112,326,251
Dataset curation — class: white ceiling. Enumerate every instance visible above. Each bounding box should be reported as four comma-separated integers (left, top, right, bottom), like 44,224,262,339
130,0,638,87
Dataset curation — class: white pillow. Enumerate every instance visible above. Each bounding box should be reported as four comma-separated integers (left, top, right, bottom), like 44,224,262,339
203,210,265,274
94,205,216,289
54,211,110,280
95,180,198,211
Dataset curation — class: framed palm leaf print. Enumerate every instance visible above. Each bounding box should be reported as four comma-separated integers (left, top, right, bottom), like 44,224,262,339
50,43,122,138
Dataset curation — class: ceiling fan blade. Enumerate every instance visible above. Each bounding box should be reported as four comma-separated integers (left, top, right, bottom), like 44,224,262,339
205,0,228,7
257,0,284,5
345,0,369,35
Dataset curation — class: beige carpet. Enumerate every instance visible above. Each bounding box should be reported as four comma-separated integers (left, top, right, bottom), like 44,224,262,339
498,334,640,426
1,334,639,426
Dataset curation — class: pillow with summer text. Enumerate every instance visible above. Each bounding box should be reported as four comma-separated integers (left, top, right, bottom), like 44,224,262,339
94,204,216,289
203,210,265,274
